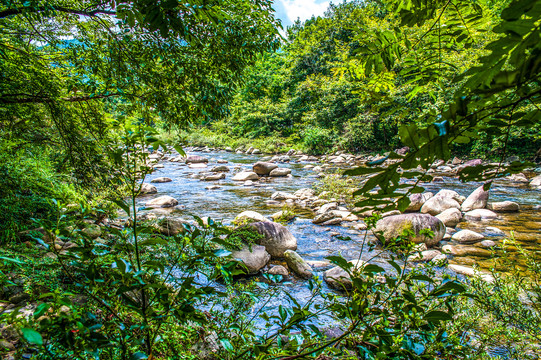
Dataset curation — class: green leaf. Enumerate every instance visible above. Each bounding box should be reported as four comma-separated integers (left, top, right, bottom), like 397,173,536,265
130,352,148,360
22,328,43,346
423,310,453,322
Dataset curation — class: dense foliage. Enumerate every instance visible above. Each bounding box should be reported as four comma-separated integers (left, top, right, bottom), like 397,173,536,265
1,0,541,359
185,0,541,158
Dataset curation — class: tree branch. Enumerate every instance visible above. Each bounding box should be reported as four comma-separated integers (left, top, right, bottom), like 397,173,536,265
0,5,116,19
0,93,122,104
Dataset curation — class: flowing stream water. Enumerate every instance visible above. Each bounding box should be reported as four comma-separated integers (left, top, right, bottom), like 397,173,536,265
135,150,541,338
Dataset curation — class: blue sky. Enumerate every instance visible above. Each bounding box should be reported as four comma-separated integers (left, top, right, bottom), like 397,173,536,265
273,0,333,27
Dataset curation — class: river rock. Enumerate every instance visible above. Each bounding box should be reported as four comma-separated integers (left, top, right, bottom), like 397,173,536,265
253,162,278,175
268,265,288,276
248,221,297,258
324,260,366,290
457,159,483,175
408,249,442,263
463,209,498,221
312,210,343,224
185,155,208,164
406,192,434,212
420,196,460,216
432,254,448,266
231,245,270,274
269,168,292,177
451,229,484,243
435,208,462,227
234,211,269,224
139,183,157,194
461,185,489,212
210,165,229,172
145,195,179,208
284,250,313,279
486,226,505,235
271,191,296,201
530,175,541,187
373,213,445,247
151,177,172,183
448,264,494,283
156,218,187,236
435,189,465,204
487,201,520,212
479,240,496,248
294,188,316,199
202,173,226,181
232,171,259,181
442,245,492,257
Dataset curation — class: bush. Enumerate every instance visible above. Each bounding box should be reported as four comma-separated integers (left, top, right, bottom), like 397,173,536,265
302,126,336,154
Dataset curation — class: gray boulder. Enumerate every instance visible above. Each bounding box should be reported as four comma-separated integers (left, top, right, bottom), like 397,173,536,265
463,209,498,221
487,201,520,212
421,196,460,216
232,171,259,181
185,155,208,164
373,213,445,247
151,177,172,183
269,168,292,177
451,229,484,244
139,183,157,195
145,195,178,208
406,192,433,212
253,162,278,175
231,245,270,274
248,221,297,258
461,185,489,212
210,165,229,172
435,208,462,227
324,260,365,290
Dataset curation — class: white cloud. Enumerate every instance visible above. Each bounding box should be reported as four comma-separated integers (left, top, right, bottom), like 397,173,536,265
279,0,331,23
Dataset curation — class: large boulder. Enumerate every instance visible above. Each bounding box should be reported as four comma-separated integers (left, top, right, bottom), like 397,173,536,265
461,185,489,212
487,201,520,212
373,213,445,247
145,196,178,208
283,250,313,279
232,171,259,181
248,221,297,258
435,208,462,227
253,162,278,176
420,196,461,216
269,168,292,177
324,260,366,290
185,155,208,164
139,183,157,195
230,245,270,274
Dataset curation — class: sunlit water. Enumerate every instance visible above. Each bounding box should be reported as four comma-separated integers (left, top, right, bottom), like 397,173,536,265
135,150,540,338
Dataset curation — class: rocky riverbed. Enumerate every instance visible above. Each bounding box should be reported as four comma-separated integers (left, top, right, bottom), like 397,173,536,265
134,147,541,291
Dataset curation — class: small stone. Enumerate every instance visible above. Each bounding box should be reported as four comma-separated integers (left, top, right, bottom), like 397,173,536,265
487,201,520,212
268,265,288,276
479,240,496,248
463,209,498,221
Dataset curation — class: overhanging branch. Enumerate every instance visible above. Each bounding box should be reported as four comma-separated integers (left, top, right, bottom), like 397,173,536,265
0,6,116,19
